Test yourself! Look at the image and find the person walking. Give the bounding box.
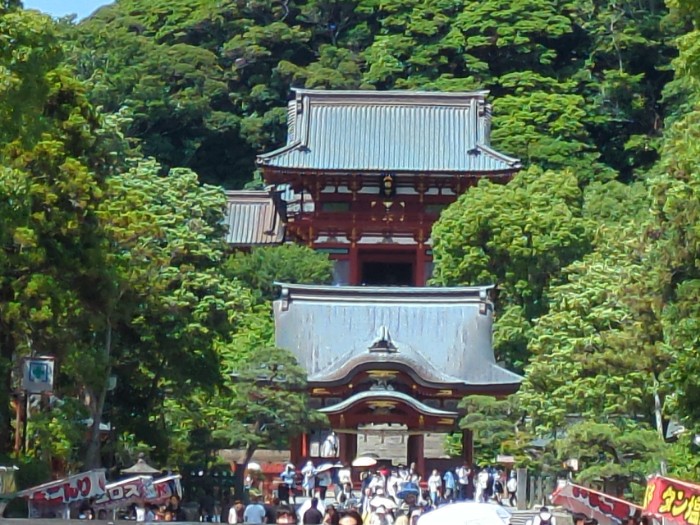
[244,495,268,524]
[302,461,317,498]
[427,469,442,506]
[280,464,297,505]
[455,463,470,501]
[303,498,324,525]
[506,473,517,507]
[443,469,456,502]
[475,468,489,503]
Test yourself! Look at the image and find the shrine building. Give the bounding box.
[229,88,522,471]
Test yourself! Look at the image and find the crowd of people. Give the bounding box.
[274,461,518,510]
[154,461,649,525]
[212,461,519,525]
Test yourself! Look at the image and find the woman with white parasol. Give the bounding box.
[302,461,316,498]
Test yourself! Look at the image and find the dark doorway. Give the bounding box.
[361,262,413,286]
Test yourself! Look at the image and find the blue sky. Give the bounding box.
[22,0,113,20]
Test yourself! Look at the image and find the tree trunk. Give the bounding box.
[0,323,16,454]
[85,320,112,469]
[652,373,667,475]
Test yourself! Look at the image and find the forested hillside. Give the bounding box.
[65,0,682,187]
[2,0,700,489]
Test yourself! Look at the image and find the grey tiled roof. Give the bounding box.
[273,284,522,390]
[257,89,521,173]
[224,190,284,246]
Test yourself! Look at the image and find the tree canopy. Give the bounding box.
[2,0,700,490]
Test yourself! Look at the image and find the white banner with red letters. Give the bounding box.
[551,482,643,525]
[94,476,149,508]
[17,469,106,506]
[93,474,182,509]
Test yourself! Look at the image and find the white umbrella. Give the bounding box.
[352,456,378,468]
[418,502,512,525]
[370,496,398,510]
[247,462,262,471]
[316,462,335,473]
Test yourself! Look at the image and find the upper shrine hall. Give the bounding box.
[226,88,522,471]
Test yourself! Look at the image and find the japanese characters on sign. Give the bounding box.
[644,475,700,525]
[94,477,148,508]
[17,470,106,506]
[93,474,181,509]
[552,482,642,525]
[152,475,181,501]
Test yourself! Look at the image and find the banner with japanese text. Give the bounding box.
[644,475,700,525]
[552,482,643,525]
[94,476,149,509]
[152,475,182,503]
[17,469,106,506]
[93,474,181,509]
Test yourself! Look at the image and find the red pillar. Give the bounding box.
[415,245,426,286]
[338,432,357,467]
[350,245,360,285]
[407,434,426,479]
[290,433,310,466]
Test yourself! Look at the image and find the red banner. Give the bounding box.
[552,482,642,525]
[17,470,106,506]
[644,475,700,525]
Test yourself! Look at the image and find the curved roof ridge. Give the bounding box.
[318,390,459,417]
[307,344,467,386]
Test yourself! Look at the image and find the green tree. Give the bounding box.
[646,109,700,436]
[82,159,256,467]
[224,245,334,304]
[431,167,593,369]
[556,421,664,493]
[0,7,113,456]
[455,395,531,466]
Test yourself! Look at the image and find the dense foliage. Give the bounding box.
[1,0,700,492]
[61,0,681,187]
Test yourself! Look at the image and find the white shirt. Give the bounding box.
[456,466,470,485]
[428,474,442,492]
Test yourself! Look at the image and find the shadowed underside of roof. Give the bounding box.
[257,89,521,173]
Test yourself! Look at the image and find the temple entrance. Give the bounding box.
[356,424,409,464]
[359,249,416,286]
[361,261,413,286]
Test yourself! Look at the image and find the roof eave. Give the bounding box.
[256,141,304,165]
